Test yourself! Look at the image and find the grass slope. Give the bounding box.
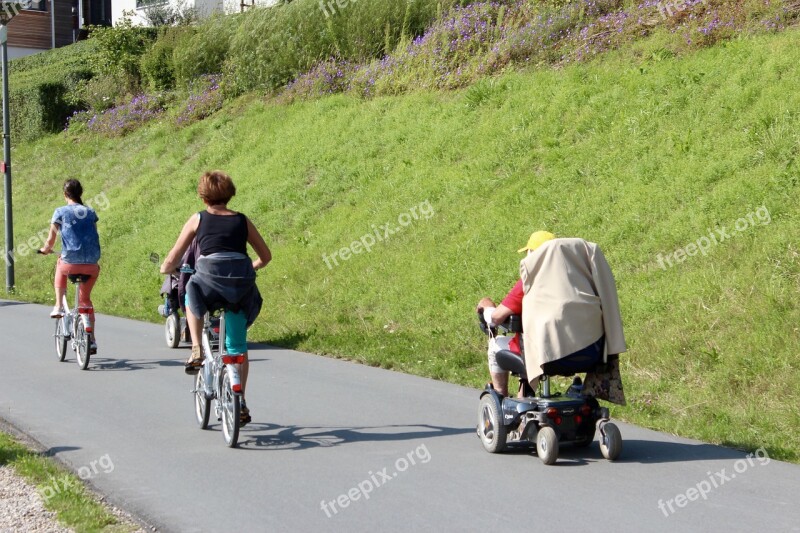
[3,29,799,461]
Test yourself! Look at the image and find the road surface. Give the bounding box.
[0,300,798,532]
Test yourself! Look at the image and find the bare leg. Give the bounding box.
[231,353,249,395]
[240,353,248,394]
[491,371,509,397]
[185,306,203,363]
[55,287,66,307]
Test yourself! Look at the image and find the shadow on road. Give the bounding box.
[45,445,82,457]
[0,301,27,308]
[87,357,185,371]
[234,423,474,451]
[615,439,754,464]
[464,438,749,466]
[87,357,270,371]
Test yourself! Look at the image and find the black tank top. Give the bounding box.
[196,211,248,256]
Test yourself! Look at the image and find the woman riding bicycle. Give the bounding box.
[39,179,101,353]
[160,170,272,425]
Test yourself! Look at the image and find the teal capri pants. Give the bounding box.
[185,294,248,355]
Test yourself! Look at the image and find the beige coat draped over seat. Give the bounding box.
[519,238,627,388]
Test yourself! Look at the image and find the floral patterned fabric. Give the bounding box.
[582,355,626,406]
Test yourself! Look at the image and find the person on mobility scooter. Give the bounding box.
[476,232,626,465]
[158,239,220,349]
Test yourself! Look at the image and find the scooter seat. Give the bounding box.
[496,349,526,378]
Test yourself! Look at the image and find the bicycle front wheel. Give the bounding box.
[74,320,90,370]
[54,318,68,362]
[220,370,240,448]
[194,369,211,429]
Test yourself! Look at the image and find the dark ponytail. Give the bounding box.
[63,179,84,205]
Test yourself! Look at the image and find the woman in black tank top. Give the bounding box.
[160,170,272,425]
[196,211,249,256]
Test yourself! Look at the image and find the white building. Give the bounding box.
[111,0,276,26]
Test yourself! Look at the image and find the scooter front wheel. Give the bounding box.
[600,422,622,461]
[478,394,507,453]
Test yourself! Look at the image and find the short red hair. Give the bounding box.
[198,170,236,205]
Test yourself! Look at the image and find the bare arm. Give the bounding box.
[476,297,514,326]
[246,217,272,270]
[160,215,200,274]
[490,304,515,325]
[38,224,60,254]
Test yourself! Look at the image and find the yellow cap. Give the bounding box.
[517,231,556,253]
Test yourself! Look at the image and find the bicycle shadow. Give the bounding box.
[87,357,270,371]
[233,423,475,451]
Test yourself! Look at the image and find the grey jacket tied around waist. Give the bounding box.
[185,252,263,328]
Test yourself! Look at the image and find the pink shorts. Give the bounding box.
[55,258,100,315]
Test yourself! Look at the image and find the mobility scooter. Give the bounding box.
[477,313,622,465]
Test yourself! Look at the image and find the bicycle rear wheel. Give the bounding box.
[54,318,68,362]
[194,369,211,429]
[74,320,90,370]
[220,370,240,448]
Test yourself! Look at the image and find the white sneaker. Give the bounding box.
[50,306,64,318]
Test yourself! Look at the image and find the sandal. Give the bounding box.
[240,404,251,426]
[184,346,203,374]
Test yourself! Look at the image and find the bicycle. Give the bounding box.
[187,286,244,448]
[53,273,95,370]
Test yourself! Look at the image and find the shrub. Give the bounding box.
[172,15,240,88]
[225,0,455,95]
[139,0,198,27]
[86,12,157,85]
[141,26,194,90]
[74,73,135,112]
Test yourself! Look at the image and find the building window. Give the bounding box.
[21,0,48,11]
[136,0,169,8]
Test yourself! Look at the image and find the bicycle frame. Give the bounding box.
[55,278,93,369]
[200,310,243,403]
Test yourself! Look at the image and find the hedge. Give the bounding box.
[8,40,97,141]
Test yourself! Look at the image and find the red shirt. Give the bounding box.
[500,280,524,354]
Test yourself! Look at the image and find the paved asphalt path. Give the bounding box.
[1,300,798,532]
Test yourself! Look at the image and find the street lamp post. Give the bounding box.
[1,1,21,293]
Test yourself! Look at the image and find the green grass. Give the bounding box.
[3,28,799,462]
[0,431,135,532]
